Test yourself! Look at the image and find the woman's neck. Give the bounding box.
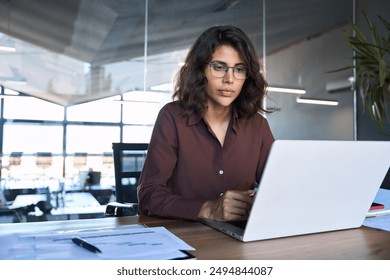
[204,104,232,125]
[204,105,232,146]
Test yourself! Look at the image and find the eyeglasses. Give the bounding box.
[207,63,248,80]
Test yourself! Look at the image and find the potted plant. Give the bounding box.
[341,12,390,134]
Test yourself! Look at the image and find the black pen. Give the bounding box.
[72,237,102,253]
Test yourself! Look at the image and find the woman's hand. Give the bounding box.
[198,190,254,221]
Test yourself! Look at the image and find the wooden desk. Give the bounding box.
[1,215,390,259]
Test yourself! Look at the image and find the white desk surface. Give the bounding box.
[10,192,104,216]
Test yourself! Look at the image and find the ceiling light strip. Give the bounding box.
[268,86,306,95]
[296,97,339,106]
[0,45,16,52]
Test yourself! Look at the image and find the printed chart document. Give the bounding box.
[364,189,390,232]
[0,225,195,260]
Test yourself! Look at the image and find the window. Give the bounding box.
[122,101,160,125]
[3,96,64,121]
[66,125,120,154]
[123,125,154,143]
[67,96,121,123]
[3,123,63,154]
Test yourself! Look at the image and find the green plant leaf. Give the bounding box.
[379,59,387,87]
[331,11,390,134]
[363,12,382,60]
[378,15,390,33]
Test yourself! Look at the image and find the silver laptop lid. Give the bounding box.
[243,140,390,242]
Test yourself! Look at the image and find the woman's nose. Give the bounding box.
[223,68,234,83]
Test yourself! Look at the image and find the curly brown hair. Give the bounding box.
[173,25,268,119]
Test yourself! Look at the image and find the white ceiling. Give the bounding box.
[0,0,353,106]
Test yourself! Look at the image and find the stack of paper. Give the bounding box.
[0,224,195,260]
[364,189,390,232]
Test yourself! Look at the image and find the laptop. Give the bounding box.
[201,140,390,242]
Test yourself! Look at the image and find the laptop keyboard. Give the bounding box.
[228,220,247,229]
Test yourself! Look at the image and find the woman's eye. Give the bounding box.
[235,67,246,73]
[213,65,226,71]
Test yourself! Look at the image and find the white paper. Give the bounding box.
[363,189,390,231]
[0,225,195,260]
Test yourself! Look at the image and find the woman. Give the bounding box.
[137,25,274,221]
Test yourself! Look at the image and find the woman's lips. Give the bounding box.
[219,89,234,96]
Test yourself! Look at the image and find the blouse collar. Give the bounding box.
[187,106,239,132]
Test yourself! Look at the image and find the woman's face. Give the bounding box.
[204,44,246,111]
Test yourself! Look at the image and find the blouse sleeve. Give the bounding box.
[137,105,205,220]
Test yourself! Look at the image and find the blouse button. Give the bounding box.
[218,170,224,175]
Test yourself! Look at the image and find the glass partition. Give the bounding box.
[0,0,367,222]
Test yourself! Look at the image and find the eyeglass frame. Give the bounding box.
[206,62,249,80]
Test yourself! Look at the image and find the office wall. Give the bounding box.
[265,0,390,141]
[265,27,354,140]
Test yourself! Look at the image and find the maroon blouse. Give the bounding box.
[137,101,275,220]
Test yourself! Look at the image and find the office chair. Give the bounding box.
[0,200,53,223]
[0,208,23,223]
[105,143,148,217]
[35,152,53,169]
[3,152,23,189]
[35,152,54,187]
[9,152,23,168]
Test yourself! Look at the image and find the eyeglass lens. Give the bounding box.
[209,63,248,80]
